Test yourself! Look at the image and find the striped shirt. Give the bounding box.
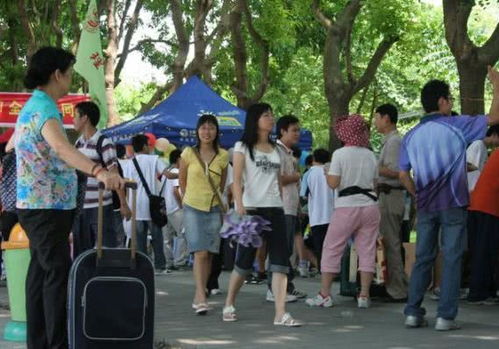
[75,131,118,208]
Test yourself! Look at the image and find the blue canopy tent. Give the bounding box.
[103,76,312,150]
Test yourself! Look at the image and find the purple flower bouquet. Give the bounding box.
[220,210,271,248]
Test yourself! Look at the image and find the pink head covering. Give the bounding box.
[334,114,370,148]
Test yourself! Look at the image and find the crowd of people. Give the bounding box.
[0,45,499,348]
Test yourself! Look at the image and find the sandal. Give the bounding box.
[273,312,303,327]
[192,303,209,315]
[222,305,237,322]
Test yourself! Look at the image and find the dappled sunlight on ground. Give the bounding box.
[449,334,499,341]
[178,338,237,345]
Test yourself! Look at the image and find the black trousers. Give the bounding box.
[207,239,225,291]
[18,209,74,349]
[310,224,329,272]
[71,205,116,259]
[467,210,499,302]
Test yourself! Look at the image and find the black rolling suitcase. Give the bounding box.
[68,182,155,349]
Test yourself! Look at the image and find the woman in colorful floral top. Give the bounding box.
[15,47,124,349]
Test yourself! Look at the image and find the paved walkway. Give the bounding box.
[0,271,498,348]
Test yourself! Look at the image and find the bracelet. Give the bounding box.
[94,167,106,178]
[90,163,99,176]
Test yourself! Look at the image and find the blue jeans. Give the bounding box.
[404,207,466,320]
[136,220,166,270]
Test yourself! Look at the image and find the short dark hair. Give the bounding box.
[132,134,149,153]
[24,47,75,89]
[116,144,126,159]
[276,114,299,139]
[421,80,450,113]
[169,149,181,164]
[75,101,100,127]
[305,154,313,167]
[486,124,499,137]
[313,148,330,164]
[375,103,398,124]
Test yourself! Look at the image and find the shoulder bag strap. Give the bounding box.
[191,147,227,213]
[132,157,152,197]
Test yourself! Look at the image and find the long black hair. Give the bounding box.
[195,114,220,154]
[24,47,75,89]
[240,103,274,161]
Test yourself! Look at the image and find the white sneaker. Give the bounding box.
[298,266,309,278]
[210,288,222,296]
[357,296,370,308]
[305,293,333,307]
[435,317,460,331]
[266,289,298,303]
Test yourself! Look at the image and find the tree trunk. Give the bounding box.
[456,61,487,116]
[314,0,396,152]
[104,0,120,127]
[328,97,350,151]
[443,0,499,116]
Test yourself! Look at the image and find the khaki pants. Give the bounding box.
[379,190,408,299]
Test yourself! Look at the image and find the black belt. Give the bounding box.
[377,183,405,194]
[338,186,378,202]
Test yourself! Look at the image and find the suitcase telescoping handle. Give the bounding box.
[97,181,138,262]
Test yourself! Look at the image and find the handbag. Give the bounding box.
[0,150,17,212]
[132,157,168,227]
[191,148,227,214]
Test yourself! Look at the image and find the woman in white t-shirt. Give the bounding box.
[306,114,380,309]
[222,103,302,327]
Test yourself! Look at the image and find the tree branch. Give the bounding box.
[138,81,174,114]
[119,38,178,57]
[243,0,269,103]
[229,0,249,106]
[442,0,474,59]
[204,0,233,82]
[188,0,214,79]
[117,0,132,43]
[479,22,499,64]
[114,0,144,85]
[311,0,333,29]
[17,0,37,57]
[354,35,398,94]
[345,24,354,85]
[68,0,81,50]
[169,0,190,91]
[50,0,63,48]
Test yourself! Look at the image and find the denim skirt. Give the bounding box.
[183,204,221,254]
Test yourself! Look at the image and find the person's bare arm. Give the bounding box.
[487,65,499,125]
[163,168,179,179]
[6,131,15,152]
[281,172,301,185]
[399,170,416,197]
[379,166,399,179]
[232,152,246,215]
[326,175,341,189]
[109,165,131,220]
[178,159,188,201]
[173,186,182,208]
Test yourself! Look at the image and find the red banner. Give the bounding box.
[0,92,91,128]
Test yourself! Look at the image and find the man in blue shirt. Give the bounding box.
[399,66,499,331]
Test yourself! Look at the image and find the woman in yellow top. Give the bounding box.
[179,114,228,315]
